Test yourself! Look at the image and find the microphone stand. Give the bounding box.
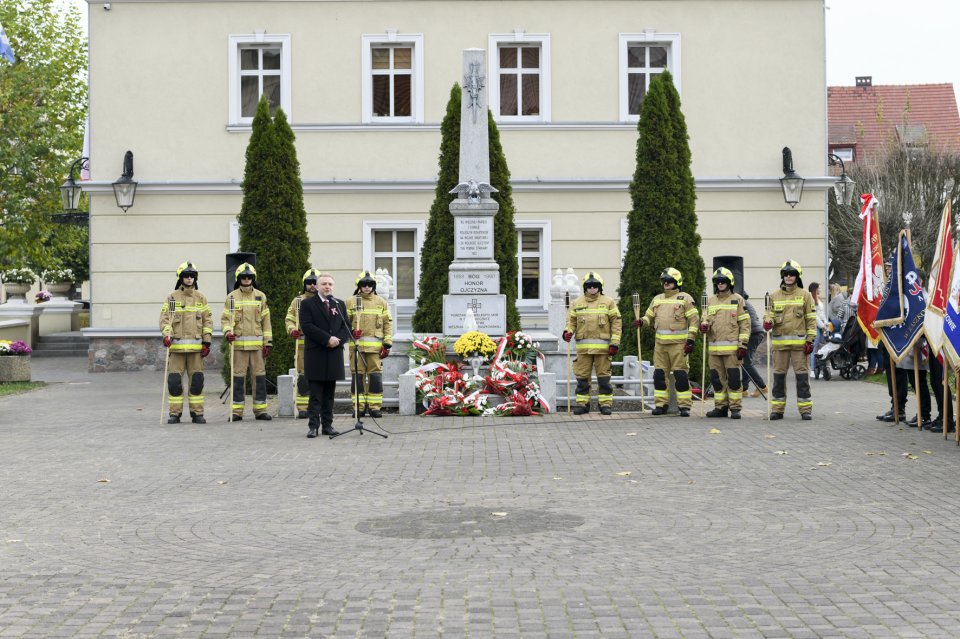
[330,295,387,440]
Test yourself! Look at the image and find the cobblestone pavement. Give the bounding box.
[3,359,960,638]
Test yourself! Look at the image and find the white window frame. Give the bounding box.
[516,220,551,311]
[362,220,426,308]
[488,32,551,123]
[228,33,292,126]
[361,33,425,124]
[618,31,681,123]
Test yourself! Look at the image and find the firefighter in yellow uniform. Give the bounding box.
[285,268,321,419]
[700,267,751,419]
[635,268,700,416]
[159,262,213,423]
[562,272,622,415]
[762,260,817,420]
[345,271,393,418]
[221,263,273,421]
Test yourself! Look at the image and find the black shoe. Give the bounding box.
[297,410,309,419]
[770,413,783,420]
[706,408,728,418]
[907,415,919,426]
[192,415,206,424]
[322,425,339,436]
[876,410,893,421]
[651,406,667,416]
[678,408,690,417]
[801,414,812,421]
[167,415,181,424]
[573,406,589,415]
[729,410,741,419]
[882,413,905,423]
[599,406,612,416]
[255,413,272,421]
[307,426,318,438]
[369,409,383,418]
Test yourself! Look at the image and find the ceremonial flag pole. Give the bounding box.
[904,213,923,425]
[853,194,884,343]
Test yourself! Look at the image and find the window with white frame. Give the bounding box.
[619,32,681,122]
[361,34,424,123]
[488,33,551,122]
[363,222,425,302]
[228,34,292,125]
[516,221,551,309]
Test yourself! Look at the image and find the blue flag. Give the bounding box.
[0,22,15,64]
[874,231,927,363]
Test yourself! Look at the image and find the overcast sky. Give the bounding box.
[826,0,960,104]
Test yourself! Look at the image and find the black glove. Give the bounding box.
[683,339,694,355]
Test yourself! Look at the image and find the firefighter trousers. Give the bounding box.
[708,353,743,411]
[772,348,812,415]
[652,343,692,409]
[573,353,613,408]
[232,349,268,417]
[349,347,384,410]
[168,352,204,416]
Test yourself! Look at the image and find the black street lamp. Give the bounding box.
[828,153,856,206]
[112,150,137,212]
[59,157,89,212]
[779,147,804,208]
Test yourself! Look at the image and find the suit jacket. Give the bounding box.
[300,294,352,381]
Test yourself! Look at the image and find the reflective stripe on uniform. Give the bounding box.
[772,335,806,346]
[357,338,383,348]
[234,338,264,347]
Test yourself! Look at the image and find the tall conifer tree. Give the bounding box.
[618,71,705,380]
[235,97,311,383]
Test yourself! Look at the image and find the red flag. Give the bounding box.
[853,194,883,341]
[924,200,954,354]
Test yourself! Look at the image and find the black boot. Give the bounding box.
[678,408,690,417]
[297,410,309,419]
[706,407,728,418]
[876,410,893,421]
[368,408,383,418]
[882,412,905,423]
[651,406,667,415]
[231,414,242,421]
[307,424,319,438]
[191,413,206,424]
[255,413,272,421]
[321,424,339,436]
[729,410,741,419]
[801,413,812,421]
[770,413,783,420]
[599,406,612,416]
[167,414,180,424]
[573,405,589,415]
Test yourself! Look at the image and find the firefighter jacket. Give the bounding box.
[763,284,816,351]
[703,290,750,355]
[565,292,622,354]
[159,287,213,353]
[221,286,272,350]
[346,292,393,353]
[641,289,699,345]
[285,292,316,347]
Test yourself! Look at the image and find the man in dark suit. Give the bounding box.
[300,273,353,438]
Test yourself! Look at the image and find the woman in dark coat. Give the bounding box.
[299,273,353,438]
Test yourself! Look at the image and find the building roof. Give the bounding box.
[827,81,960,164]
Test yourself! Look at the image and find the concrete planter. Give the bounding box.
[46,282,72,298]
[0,355,31,382]
[3,282,30,302]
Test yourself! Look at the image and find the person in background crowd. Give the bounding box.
[809,282,827,377]
[865,340,882,376]
[828,283,846,328]
[741,293,768,398]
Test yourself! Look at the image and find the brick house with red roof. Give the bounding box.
[828,77,960,166]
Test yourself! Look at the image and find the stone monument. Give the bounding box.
[442,48,507,336]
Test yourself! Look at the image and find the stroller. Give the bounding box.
[815,313,866,380]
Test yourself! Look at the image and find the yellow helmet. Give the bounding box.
[581,271,604,293]
[779,260,802,278]
[354,270,377,294]
[175,261,199,289]
[234,262,257,286]
[661,267,683,287]
[302,268,321,285]
[712,267,734,288]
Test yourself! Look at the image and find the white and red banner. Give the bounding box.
[924,200,954,354]
[852,193,884,341]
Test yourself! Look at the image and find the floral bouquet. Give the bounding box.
[453,331,497,360]
[35,290,52,303]
[406,335,448,366]
[0,340,32,356]
[41,268,74,283]
[1,268,37,285]
[499,330,541,362]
